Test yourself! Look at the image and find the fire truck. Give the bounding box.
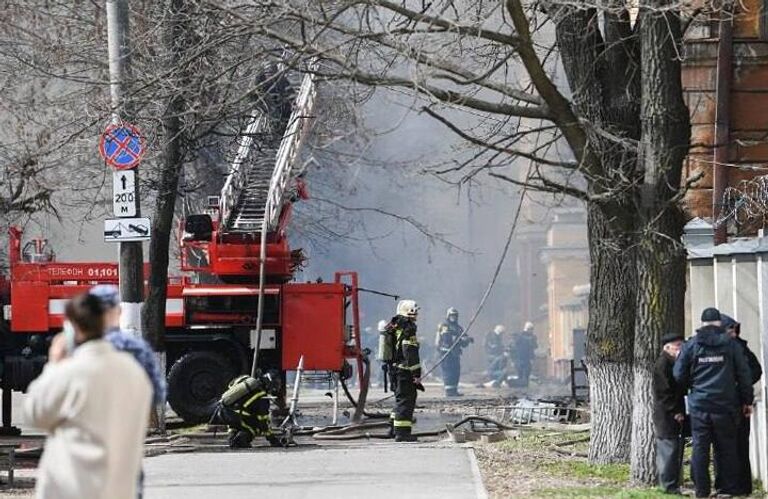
[0,70,364,431]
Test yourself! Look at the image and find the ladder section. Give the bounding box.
[219,72,317,235]
[264,73,317,230]
[219,113,270,232]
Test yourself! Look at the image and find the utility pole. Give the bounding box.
[106,0,144,336]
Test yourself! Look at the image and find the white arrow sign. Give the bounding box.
[104,217,151,242]
[113,170,137,217]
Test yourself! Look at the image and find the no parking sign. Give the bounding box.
[99,123,145,170]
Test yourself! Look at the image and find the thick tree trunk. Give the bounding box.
[586,203,637,463]
[630,2,690,483]
[551,5,643,464]
[630,209,686,483]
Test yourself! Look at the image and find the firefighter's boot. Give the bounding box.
[228,430,253,448]
[395,427,418,442]
[266,434,283,447]
[387,418,395,438]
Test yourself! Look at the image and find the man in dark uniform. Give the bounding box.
[388,299,422,442]
[512,322,538,387]
[435,307,472,397]
[674,308,754,498]
[485,325,507,387]
[215,371,283,448]
[720,314,762,496]
[653,333,686,494]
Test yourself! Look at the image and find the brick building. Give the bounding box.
[682,5,768,486]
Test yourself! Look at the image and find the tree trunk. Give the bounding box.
[630,2,690,483]
[586,203,637,463]
[140,0,187,432]
[630,208,686,483]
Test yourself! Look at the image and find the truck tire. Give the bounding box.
[167,351,235,424]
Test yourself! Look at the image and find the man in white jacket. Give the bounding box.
[24,293,151,499]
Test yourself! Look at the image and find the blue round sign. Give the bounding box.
[99,123,144,170]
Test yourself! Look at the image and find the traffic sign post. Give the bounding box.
[113,170,137,217]
[104,217,151,242]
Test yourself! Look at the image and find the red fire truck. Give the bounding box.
[0,71,364,431]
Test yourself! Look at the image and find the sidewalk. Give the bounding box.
[144,442,488,499]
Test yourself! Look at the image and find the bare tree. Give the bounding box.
[203,0,696,482]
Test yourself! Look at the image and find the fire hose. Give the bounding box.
[341,355,390,419]
[310,415,516,441]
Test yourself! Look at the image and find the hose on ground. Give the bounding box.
[292,421,390,437]
[311,415,515,440]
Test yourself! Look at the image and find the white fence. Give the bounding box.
[685,218,768,487]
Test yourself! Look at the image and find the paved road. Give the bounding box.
[144,442,487,499]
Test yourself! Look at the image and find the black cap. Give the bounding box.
[661,333,684,345]
[701,307,721,322]
[720,314,738,330]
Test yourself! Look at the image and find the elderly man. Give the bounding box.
[674,307,754,498]
[654,333,685,494]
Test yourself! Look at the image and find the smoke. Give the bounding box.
[293,89,531,371]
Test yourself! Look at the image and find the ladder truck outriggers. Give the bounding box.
[0,69,365,432]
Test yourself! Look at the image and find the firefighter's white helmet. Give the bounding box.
[524,321,534,332]
[377,320,388,332]
[397,300,419,318]
[447,307,459,318]
[494,325,505,334]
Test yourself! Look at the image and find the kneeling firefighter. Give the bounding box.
[214,371,283,448]
[378,299,424,442]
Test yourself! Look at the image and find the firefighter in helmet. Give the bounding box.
[436,307,472,397]
[387,299,423,442]
[215,371,283,448]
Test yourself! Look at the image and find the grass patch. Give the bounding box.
[536,485,624,497]
[496,429,591,452]
[541,460,629,483]
[537,485,681,498]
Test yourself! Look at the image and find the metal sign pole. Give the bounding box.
[106,0,144,336]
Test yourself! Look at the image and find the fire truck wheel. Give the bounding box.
[167,351,235,424]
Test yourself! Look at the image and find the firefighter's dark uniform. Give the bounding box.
[217,376,280,448]
[436,320,469,396]
[390,316,421,441]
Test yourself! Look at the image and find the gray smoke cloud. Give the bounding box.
[294,89,531,370]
